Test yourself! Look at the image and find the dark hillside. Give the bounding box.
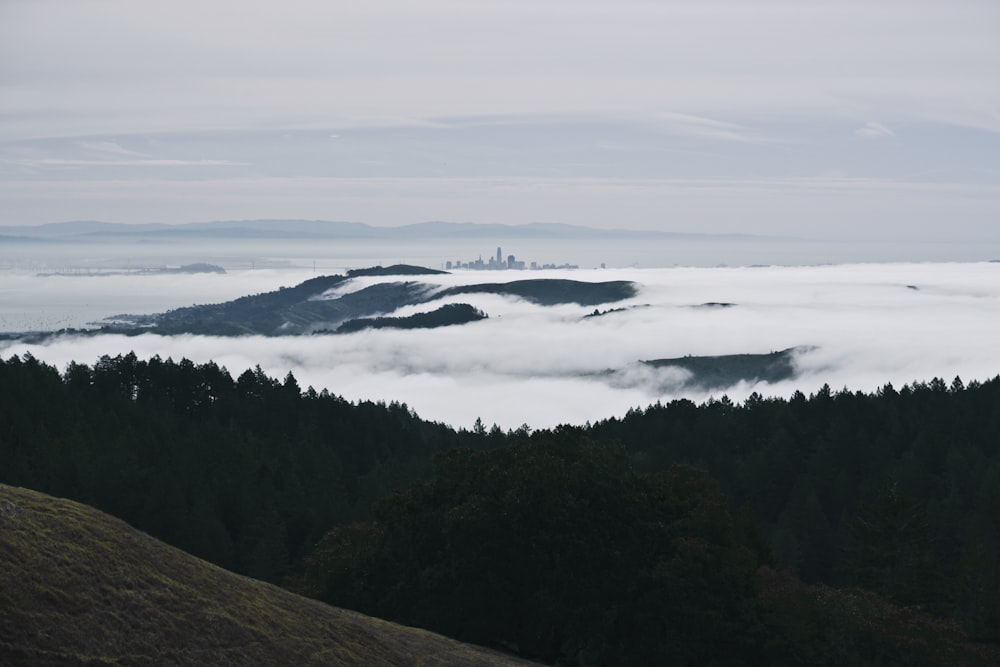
[335,303,488,333]
[92,268,636,337]
[100,265,443,336]
[0,484,537,666]
[306,433,762,666]
[588,376,1000,641]
[642,347,802,390]
[347,264,448,277]
[4,352,1000,662]
[306,430,1000,666]
[441,278,636,306]
[0,353,478,583]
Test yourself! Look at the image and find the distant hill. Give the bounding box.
[440,278,636,306]
[101,267,434,336]
[639,347,806,390]
[334,303,488,334]
[8,220,172,237]
[3,219,784,242]
[0,484,537,666]
[98,266,637,336]
[347,264,449,277]
[37,263,226,278]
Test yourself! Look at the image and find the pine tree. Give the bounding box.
[841,481,942,608]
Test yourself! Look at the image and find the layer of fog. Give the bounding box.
[3,262,1000,430]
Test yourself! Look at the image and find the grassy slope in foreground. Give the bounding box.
[0,484,535,666]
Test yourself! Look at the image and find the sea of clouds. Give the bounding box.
[3,262,999,430]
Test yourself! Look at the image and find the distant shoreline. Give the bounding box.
[36,263,226,277]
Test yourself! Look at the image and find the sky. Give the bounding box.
[1,0,999,240]
[3,262,1000,429]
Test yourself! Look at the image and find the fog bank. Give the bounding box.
[3,262,999,429]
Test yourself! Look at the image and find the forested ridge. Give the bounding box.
[590,378,1000,624]
[90,268,636,337]
[0,352,488,581]
[332,302,488,333]
[2,351,999,664]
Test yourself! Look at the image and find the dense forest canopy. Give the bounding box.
[2,351,998,663]
[304,433,762,665]
[0,352,481,579]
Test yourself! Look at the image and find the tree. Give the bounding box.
[311,429,762,665]
[841,481,942,608]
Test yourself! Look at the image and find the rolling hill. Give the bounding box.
[97,266,637,336]
[641,347,805,390]
[0,484,537,666]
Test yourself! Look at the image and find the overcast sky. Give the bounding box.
[1,1,998,240]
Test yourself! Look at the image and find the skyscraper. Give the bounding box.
[496,247,503,267]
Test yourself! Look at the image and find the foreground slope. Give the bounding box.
[0,484,535,666]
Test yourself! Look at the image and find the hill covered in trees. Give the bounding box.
[588,376,1000,636]
[303,434,762,665]
[1,352,998,663]
[333,303,488,333]
[641,347,803,390]
[0,352,484,581]
[91,266,637,336]
[302,431,999,666]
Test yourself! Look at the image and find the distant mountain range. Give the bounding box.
[0,219,784,242]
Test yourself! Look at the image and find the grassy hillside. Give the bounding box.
[0,484,536,666]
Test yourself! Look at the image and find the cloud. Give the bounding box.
[644,112,774,143]
[3,1,999,140]
[77,140,147,157]
[2,2,997,236]
[855,121,895,138]
[4,158,249,168]
[4,262,1000,430]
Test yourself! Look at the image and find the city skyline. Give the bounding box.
[445,246,580,271]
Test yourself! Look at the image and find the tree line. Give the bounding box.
[0,352,487,580]
[587,379,1000,638]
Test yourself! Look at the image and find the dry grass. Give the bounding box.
[0,484,537,666]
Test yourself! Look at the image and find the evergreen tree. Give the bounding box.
[311,430,762,666]
[841,481,942,608]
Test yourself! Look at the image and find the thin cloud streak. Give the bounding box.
[855,121,895,139]
[4,159,249,168]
